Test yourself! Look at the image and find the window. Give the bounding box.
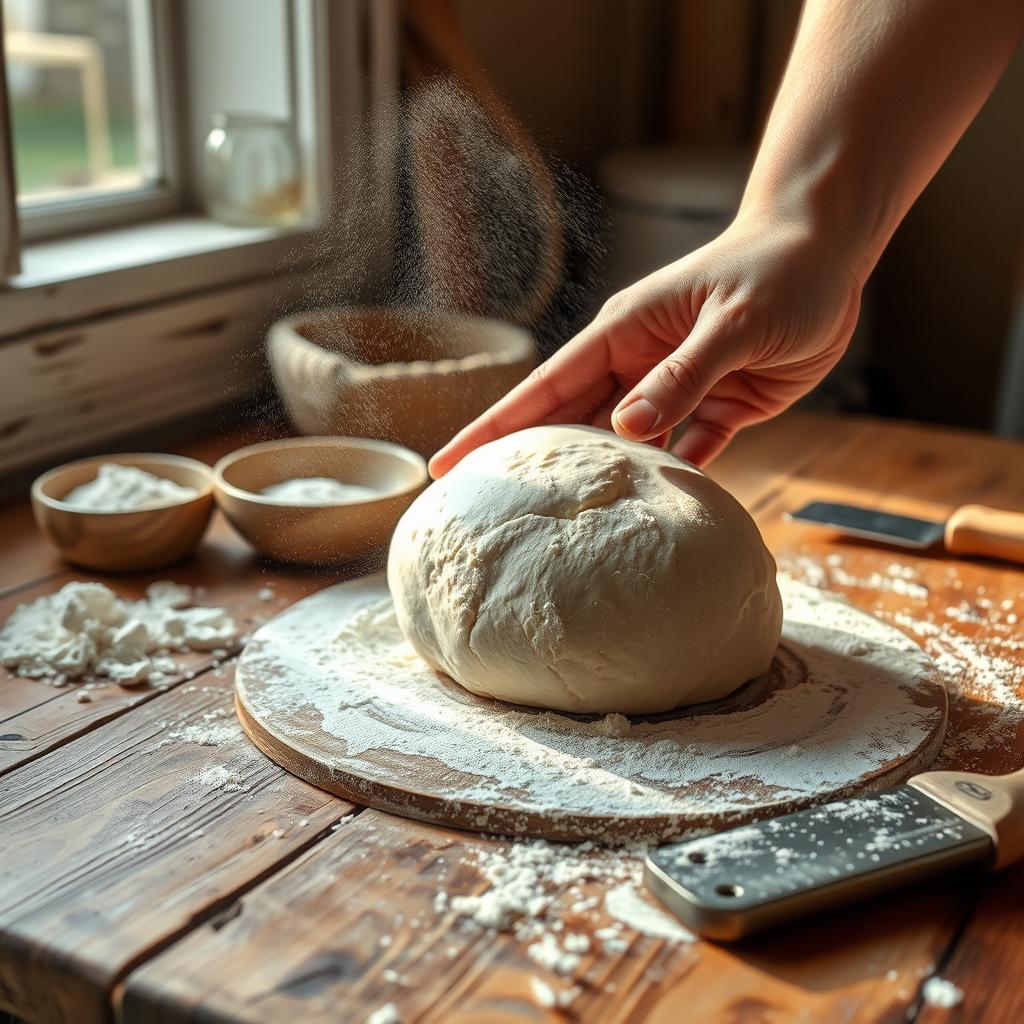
[5,0,160,202]
[0,0,383,477]
[2,0,176,239]
[0,0,348,256]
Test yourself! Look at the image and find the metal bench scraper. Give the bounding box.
[644,765,1024,940]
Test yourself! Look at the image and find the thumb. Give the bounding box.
[612,314,746,442]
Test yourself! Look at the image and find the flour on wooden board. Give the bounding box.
[433,835,694,995]
[238,575,942,833]
[195,764,245,792]
[364,1003,401,1024]
[0,580,237,686]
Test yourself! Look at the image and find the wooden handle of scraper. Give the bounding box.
[944,504,1024,565]
[910,767,1024,870]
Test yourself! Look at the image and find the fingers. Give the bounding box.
[612,313,746,444]
[591,393,671,449]
[670,393,774,466]
[671,420,737,467]
[429,321,613,477]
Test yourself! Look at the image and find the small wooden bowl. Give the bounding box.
[31,453,215,571]
[212,436,428,565]
[268,306,534,456]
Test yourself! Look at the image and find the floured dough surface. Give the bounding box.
[387,425,782,713]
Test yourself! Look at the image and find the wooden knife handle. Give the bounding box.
[910,767,1024,870]
[944,504,1024,565]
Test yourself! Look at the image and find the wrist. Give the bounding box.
[735,167,881,290]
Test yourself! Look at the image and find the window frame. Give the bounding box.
[0,0,20,274]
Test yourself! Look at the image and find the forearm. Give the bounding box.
[740,0,1024,281]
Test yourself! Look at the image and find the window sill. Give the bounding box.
[1,214,327,339]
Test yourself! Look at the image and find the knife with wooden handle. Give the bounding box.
[787,501,1024,565]
[944,504,1024,563]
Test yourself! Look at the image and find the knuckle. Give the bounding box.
[659,353,703,396]
[599,290,632,320]
[702,420,735,444]
[719,296,765,335]
[525,359,559,401]
[527,360,551,384]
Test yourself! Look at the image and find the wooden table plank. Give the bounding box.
[754,416,1024,529]
[915,863,1024,1024]
[0,499,63,599]
[118,809,975,1024]
[705,408,874,515]
[0,663,356,1024]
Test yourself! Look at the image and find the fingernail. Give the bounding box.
[614,398,658,437]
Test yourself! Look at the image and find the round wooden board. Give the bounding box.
[235,575,947,842]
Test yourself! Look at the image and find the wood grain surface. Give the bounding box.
[0,664,355,1024]
[1,410,1021,1024]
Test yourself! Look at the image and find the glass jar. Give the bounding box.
[203,113,303,227]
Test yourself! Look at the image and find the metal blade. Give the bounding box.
[787,501,946,549]
[645,786,993,940]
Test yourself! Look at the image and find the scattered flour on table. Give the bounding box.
[434,837,694,985]
[195,764,245,792]
[604,882,694,941]
[365,1004,401,1024]
[529,977,557,1007]
[922,976,963,1008]
[529,976,582,1008]
[0,580,236,686]
[527,932,582,974]
[62,463,199,511]
[164,706,239,747]
[260,477,379,505]
[780,553,1024,768]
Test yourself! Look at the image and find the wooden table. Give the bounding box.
[1,411,1022,1024]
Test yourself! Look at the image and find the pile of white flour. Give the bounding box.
[62,464,199,512]
[260,477,379,505]
[0,580,236,686]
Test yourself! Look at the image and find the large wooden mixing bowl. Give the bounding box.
[268,307,534,457]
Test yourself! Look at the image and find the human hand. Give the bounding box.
[429,213,865,477]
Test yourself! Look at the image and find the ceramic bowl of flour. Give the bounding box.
[32,453,215,571]
[268,307,534,457]
[212,436,427,565]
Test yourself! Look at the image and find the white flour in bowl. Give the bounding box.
[62,464,199,512]
[260,477,379,505]
[0,580,236,686]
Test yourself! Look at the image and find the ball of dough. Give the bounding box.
[387,425,782,714]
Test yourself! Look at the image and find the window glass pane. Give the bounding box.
[2,0,159,203]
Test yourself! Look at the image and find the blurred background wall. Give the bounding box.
[451,0,1024,433]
